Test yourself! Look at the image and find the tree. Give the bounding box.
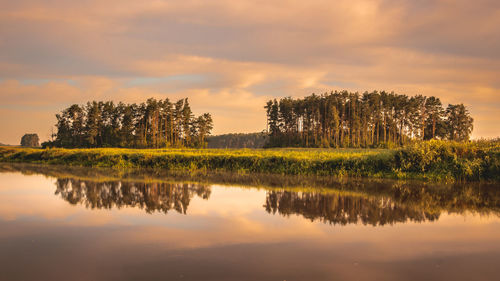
[194,113,214,147]
[446,104,474,141]
[182,98,194,146]
[423,96,445,140]
[264,99,280,146]
[21,133,40,147]
[120,104,136,147]
[85,101,102,147]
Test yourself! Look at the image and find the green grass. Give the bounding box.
[1,140,499,182]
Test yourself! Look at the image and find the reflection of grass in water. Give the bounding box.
[0,162,374,197]
[1,139,499,182]
[1,162,500,218]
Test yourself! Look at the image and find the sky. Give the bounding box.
[0,0,499,144]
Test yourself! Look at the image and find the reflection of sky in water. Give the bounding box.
[0,171,499,281]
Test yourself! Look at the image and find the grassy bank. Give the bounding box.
[1,140,499,181]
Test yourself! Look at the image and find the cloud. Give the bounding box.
[0,74,271,143]
[0,0,499,143]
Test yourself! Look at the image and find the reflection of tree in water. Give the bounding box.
[265,191,440,226]
[3,163,499,224]
[55,179,211,214]
[264,181,500,226]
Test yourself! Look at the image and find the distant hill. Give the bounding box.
[207,132,268,148]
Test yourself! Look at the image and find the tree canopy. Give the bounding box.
[46,98,213,148]
[265,90,474,148]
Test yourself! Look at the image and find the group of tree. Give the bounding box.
[45,98,213,148]
[20,133,40,147]
[207,132,268,148]
[265,90,474,148]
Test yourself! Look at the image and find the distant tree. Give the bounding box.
[21,133,40,147]
[207,132,268,148]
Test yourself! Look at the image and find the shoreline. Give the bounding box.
[1,162,499,218]
[0,140,499,182]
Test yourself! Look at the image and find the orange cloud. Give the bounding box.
[0,0,499,143]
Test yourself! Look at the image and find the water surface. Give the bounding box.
[0,163,499,281]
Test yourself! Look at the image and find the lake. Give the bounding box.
[0,163,499,281]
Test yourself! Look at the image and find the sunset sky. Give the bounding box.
[1,0,499,144]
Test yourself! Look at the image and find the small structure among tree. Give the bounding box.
[20,134,40,147]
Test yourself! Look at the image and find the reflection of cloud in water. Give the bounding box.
[1,163,500,227]
[1,164,500,281]
[51,174,500,226]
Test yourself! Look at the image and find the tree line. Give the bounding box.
[207,132,268,148]
[265,90,474,147]
[45,98,213,148]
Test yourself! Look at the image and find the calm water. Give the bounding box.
[0,164,499,281]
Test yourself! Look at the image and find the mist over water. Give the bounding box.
[1,164,499,281]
